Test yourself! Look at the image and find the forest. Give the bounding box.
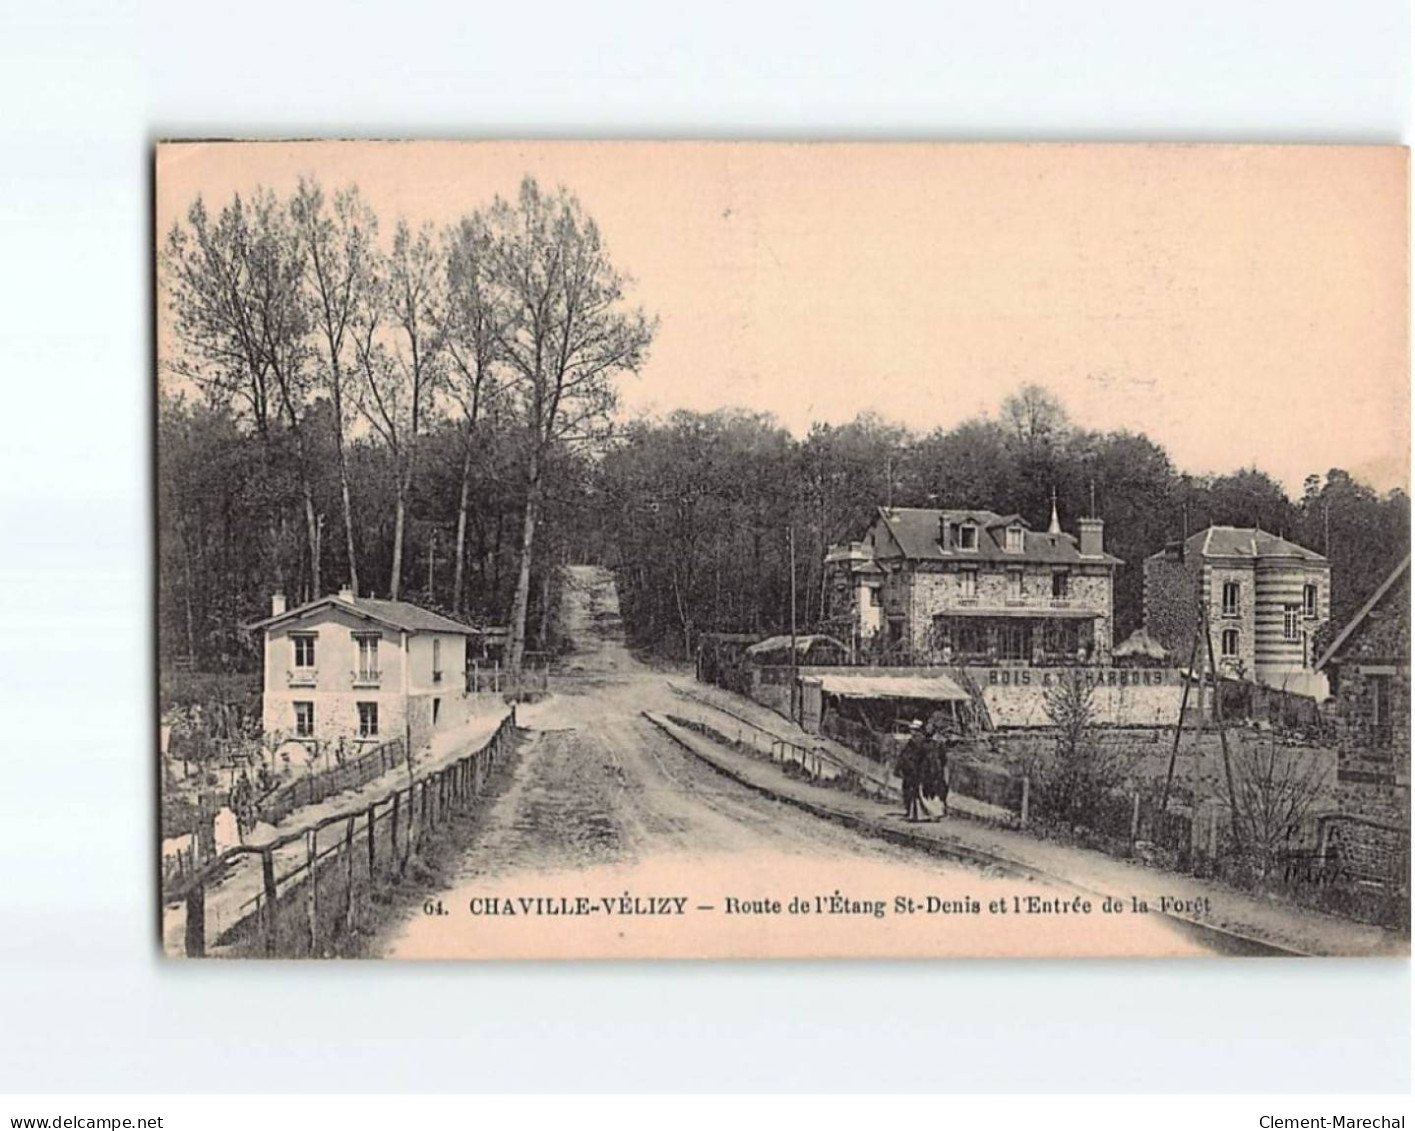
[592,395,1409,660]
[158,179,1409,679]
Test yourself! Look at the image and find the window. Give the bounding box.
[868,587,881,607]
[1221,581,1240,618]
[956,621,987,656]
[433,638,443,682]
[1372,675,1393,727]
[1005,525,1024,553]
[355,634,380,680]
[1283,605,1302,642]
[959,570,977,599]
[1042,618,1080,657]
[1304,583,1318,618]
[1052,571,1070,598]
[294,701,315,737]
[999,622,1032,662]
[432,698,441,726]
[357,702,378,738]
[1006,570,1023,601]
[1221,629,1239,658]
[957,524,978,551]
[292,634,315,668]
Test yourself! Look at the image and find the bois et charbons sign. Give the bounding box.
[975,667,1183,690]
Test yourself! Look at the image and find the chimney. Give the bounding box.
[271,592,286,617]
[338,585,355,602]
[1078,517,1104,557]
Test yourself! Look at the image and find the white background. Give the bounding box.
[0,0,1409,1094]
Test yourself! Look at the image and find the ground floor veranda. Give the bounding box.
[907,609,1106,665]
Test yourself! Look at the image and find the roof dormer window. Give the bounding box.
[957,523,978,551]
[1005,525,1024,553]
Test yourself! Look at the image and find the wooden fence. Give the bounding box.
[467,661,549,696]
[256,737,409,827]
[170,714,516,958]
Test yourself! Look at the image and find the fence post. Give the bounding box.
[391,791,401,872]
[344,815,356,936]
[367,803,377,876]
[184,882,206,958]
[305,828,318,956]
[1020,776,1030,828]
[261,849,278,957]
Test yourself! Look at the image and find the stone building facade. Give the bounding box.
[1144,526,1330,693]
[825,504,1121,665]
[1316,556,1411,890]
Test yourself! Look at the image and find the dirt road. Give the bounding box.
[383,565,1217,958]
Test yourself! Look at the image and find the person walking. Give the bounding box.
[898,720,928,822]
[919,727,948,821]
[229,770,256,843]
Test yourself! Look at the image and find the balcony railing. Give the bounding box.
[351,669,382,688]
[287,668,318,687]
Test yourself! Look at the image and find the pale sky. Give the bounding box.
[155,141,1410,496]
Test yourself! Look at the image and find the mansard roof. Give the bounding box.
[1147,525,1327,564]
[869,506,1121,566]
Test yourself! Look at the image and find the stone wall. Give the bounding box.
[904,565,1113,661]
[1143,553,1199,660]
[976,671,1189,729]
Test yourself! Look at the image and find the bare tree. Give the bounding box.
[291,179,379,597]
[439,212,506,615]
[1231,738,1330,877]
[351,220,444,600]
[164,189,321,597]
[1002,382,1070,450]
[488,176,656,675]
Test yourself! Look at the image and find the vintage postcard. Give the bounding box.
[155,140,1410,959]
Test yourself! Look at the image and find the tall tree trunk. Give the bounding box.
[507,449,542,677]
[339,455,359,596]
[389,482,407,600]
[535,566,552,651]
[452,435,474,614]
[302,484,321,600]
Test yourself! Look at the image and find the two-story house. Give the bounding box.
[826,504,1121,664]
[1143,526,1331,694]
[247,588,484,756]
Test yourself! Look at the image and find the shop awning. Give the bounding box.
[934,607,1098,619]
[811,673,970,702]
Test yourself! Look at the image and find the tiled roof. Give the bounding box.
[745,633,848,656]
[247,595,482,635]
[810,672,970,703]
[1315,554,1410,671]
[871,506,1121,566]
[1148,525,1327,563]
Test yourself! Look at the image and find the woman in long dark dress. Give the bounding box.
[898,722,927,821]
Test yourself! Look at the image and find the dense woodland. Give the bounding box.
[158,179,1409,678]
[592,396,1410,660]
[160,175,652,676]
